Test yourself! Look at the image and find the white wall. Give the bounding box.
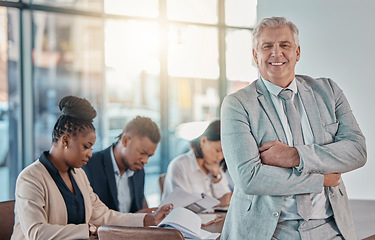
[257,0,375,200]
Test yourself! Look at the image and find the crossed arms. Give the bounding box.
[221,79,366,196]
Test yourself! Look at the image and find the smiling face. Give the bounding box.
[63,129,96,169]
[120,135,158,171]
[253,25,300,88]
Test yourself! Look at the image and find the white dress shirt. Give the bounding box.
[261,77,332,221]
[162,149,231,200]
[110,146,135,213]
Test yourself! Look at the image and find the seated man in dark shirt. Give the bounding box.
[83,116,161,213]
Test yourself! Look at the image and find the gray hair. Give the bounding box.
[252,17,299,50]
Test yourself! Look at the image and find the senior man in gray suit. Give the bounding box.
[221,17,366,240]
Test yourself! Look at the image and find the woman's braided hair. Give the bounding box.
[52,96,97,143]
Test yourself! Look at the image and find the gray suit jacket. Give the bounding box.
[220,75,366,240]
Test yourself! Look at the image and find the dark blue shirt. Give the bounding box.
[40,151,85,224]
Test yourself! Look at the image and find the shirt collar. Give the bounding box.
[187,149,204,173]
[261,76,298,97]
[110,146,134,177]
[39,151,75,174]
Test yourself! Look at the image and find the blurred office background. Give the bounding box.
[1,0,374,207]
[0,0,257,206]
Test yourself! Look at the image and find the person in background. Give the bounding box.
[162,120,232,207]
[11,96,172,240]
[83,116,160,213]
[221,159,235,192]
[220,17,366,240]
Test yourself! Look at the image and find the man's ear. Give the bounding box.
[121,134,130,147]
[296,45,301,62]
[253,49,258,65]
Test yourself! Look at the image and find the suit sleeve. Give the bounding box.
[79,169,146,227]
[221,94,323,196]
[295,79,367,174]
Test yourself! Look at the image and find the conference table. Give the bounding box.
[201,211,226,239]
[89,211,226,240]
[89,210,375,240]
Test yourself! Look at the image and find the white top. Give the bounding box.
[110,146,135,213]
[162,149,231,200]
[262,77,332,220]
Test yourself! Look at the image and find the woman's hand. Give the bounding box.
[88,223,99,236]
[143,204,173,226]
[217,192,232,207]
[135,207,158,214]
[203,162,221,177]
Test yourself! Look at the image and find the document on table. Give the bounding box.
[160,187,220,213]
[158,207,220,240]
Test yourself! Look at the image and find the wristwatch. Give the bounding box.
[213,173,222,179]
[89,223,97,236]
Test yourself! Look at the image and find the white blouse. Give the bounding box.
[162,149,231,200]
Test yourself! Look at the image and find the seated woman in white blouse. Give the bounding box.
[162,120,232,207]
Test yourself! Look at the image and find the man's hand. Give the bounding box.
[324,173,341,186]
[259,140,300,168]
[217,192,232,207]
[143,204,173,226]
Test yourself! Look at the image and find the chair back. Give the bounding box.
[0,200,15,240]
[158,173,166,195]
[98,225,184,240]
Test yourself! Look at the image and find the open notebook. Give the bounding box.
[160,188,220,213]
[158,207,220,239]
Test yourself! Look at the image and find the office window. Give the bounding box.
[167,0,217,24]
[0,7,21,201]
[168,24,219,159]
[226,29,257,94]
[31,0,102,12]
[32,11,104,159]
[0,1,256,204]
[104,19,161,172]
[168,25,219,79]
[225,0,257,27]
[104,0,158,17]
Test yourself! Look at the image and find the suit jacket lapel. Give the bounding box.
[103,147,119,209]
[296,78,325,144]
[256,79,288,144]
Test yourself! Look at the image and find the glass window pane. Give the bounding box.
[32,11,104,159]
[167,0,217,24]
[225,0,257,27]
[168,25,220,165]
[105,19,160,145]
[0,7,21,201]
[105,0,158,17]
[168,25,219,79]
[167,76,220,164]
[226,29,257,93]
[105,19,161,205]
[31,0,102,12]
